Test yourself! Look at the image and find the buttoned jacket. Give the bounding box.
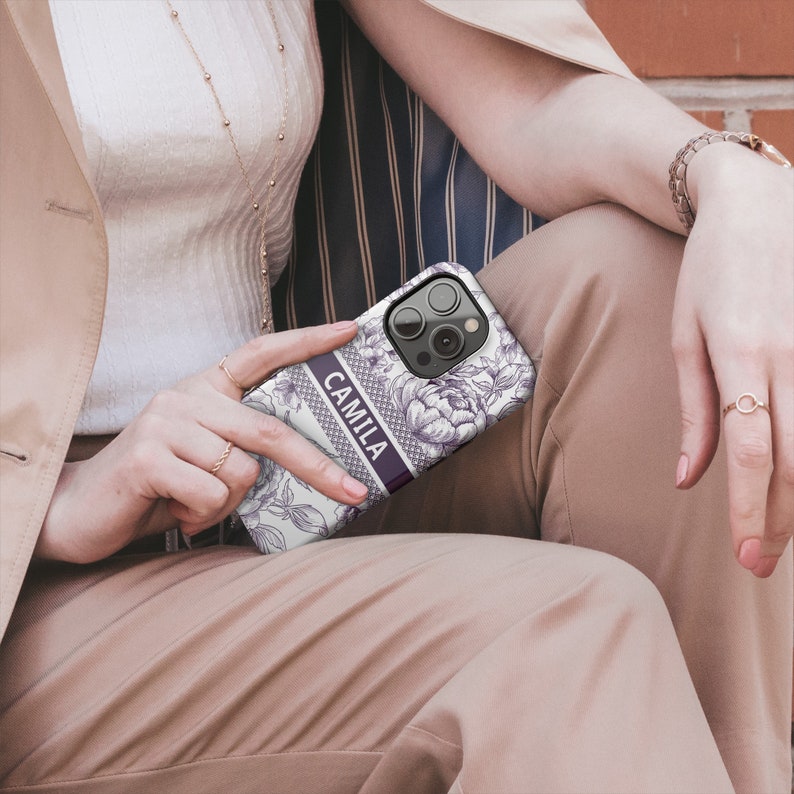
[0,0,632,638]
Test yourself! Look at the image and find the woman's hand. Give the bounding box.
[36,321,368,564]
[673,143,794,577]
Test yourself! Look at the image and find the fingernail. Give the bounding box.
[753,556,776,579]
[343,474,368,502]
[675,454,688,487]
[738,538,761,570]
[332,320,358,332]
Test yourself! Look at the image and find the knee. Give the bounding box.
[484,537,670,626]
[533,543,671,626]
[585,549,669,618]
[565,203,683,284]
[556,205,685,328]
[480,203,686,369]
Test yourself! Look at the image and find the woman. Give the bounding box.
[0,0,790,791]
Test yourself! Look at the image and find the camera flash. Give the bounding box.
[464,318,480,333]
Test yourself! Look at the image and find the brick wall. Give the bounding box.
[585,0,794,159]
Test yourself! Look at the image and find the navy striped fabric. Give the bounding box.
[273,1,545,329]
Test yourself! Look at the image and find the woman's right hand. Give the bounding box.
[35,321,368,564]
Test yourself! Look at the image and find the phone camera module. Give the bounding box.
[430,324,464,359]
[427,281,460,315]
[384,272,488,378]
[392,306,425,339]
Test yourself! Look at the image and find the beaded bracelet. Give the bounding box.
[668,131,792,233]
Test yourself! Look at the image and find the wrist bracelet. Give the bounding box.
[668,131,792,232]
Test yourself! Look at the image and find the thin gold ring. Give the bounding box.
[218,355,245,391]
[722,392,771,418]
[210,440,234,476]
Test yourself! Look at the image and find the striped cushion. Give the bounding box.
[273,1,545,329]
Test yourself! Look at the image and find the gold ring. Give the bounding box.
[210,440,234,476]
[218,355,245,391]
[722,392,771,418]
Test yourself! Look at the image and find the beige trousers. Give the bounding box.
[0,205,785,792]
[348,204,793,792]
[1,535,730,794]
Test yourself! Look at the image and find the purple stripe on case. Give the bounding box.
[306,351,414,493]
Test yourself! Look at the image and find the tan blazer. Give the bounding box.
[0,0,632,639]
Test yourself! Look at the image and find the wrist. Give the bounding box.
[687,141,760,210]
[35,462,78,561]
[669,131,792,232]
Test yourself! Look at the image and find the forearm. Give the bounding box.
[345,0,755,234]
[489,72,704,231]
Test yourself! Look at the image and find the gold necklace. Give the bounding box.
[166,0,288,333]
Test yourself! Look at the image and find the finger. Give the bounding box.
[170,433,261,533]
[158,441,249,537]
[210,321,359,397]
[132,417,258,534]
[169,425,260,491]
[142,383,368,514]
[178,387,369,506]
[760,376,794,576]
[171,421,369,534]
[227,406,369,505]
[143,451,230,525]
[671,317,721,489]
[720,388,774,574]
[133,394,256,491]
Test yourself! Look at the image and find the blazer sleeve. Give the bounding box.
[419,0,638,81]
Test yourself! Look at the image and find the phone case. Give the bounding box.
[236,261,535,553]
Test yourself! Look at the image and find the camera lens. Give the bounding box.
[427,281,459,315]
[430,324,464,359]
[392,306,425,339]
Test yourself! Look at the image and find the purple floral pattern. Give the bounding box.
[237,261,535,554]
[391,374,487,458]
[357,315,400,388]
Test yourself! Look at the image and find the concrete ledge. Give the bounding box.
[645,77,794,110]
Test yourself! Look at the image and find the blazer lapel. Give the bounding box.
[4,0,98,201]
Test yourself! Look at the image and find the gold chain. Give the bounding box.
[165,0,288,333]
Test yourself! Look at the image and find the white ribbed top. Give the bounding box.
[50,0,323,434]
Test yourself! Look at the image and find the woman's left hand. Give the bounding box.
[672,143,794,577]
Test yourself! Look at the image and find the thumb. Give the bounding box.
[672,324,721,489]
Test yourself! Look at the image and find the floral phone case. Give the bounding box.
[237,261,535,553]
